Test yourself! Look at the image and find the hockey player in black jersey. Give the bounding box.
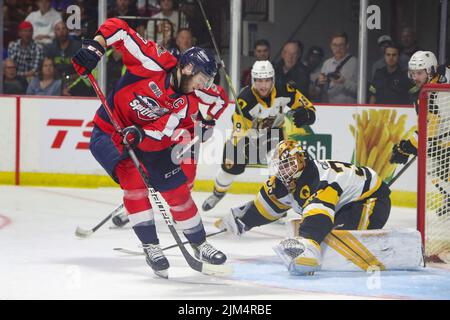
[390,51,450,218]
[216,140,392,275]
[202,60,316,211]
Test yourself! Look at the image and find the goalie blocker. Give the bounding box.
[216,140,424,274]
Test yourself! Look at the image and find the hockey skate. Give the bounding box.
[142,243,170,279]
[191,241,227,265]
[202,190,226,211]
[112,210,130,227]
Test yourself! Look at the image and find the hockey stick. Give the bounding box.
[196,0,249,131]
[114,229,227,255]
[79,136,200,234]
[87,74,232,277]
[387,155,417,187]
[75,203,124,238]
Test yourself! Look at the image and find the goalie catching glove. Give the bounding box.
[72,39,105,76]
[390,139,417,164]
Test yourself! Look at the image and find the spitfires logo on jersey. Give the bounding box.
[129,94,169,121]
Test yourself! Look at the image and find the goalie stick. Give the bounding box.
[387,155,417,187]
[87,73,232,277]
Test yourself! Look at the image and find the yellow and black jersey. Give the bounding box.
[407,67,450,153]
[232,81,315,135]
[253,160,385,224]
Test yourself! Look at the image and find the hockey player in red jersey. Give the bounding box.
[72,18,228,278]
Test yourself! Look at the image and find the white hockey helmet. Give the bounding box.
[408,51,438,80]
[251,60,275,84]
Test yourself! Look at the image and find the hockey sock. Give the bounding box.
[214,169,235,193]
[123,189,158,245]
[161,184,206,244]
[182,221,207,245]
[132,220,159,245]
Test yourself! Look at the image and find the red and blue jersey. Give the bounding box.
[92,18,229,152]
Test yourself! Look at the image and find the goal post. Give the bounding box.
[417,83,450,262]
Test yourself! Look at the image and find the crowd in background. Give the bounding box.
[1,0,429,105]
[243,26,423,105]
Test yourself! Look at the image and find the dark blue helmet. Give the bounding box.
[178,47,218,78]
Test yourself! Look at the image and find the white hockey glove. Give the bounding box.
[214,203,251,237]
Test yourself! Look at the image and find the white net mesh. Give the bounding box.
[423,88,450,261]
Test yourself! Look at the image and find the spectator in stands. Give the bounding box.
[2,58,28,94]
[25,0,62,46]
[8,21,44,81]
[71,0,98,40]
[45,20,81,81]
[399,27,422,60]
[136,0,159,16]
[3,0,32,48]
[371,35,394,79]
[50,0,72,11]
[368,44,413,105]
[303,45,324,101]
[315,32,358,103]
[241,39,271,87]
[108,0,141,30]
[26,57,62,96]
[274,41,310,96]
[167,27,195,56]
[147,0,188,46]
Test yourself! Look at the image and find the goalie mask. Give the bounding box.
[269,140,306,186]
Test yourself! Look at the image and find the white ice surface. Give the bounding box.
[0,186,449,300]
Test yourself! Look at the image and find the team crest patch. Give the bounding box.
[156,44,167,57]
[130,94,169,121]
[299,185,311,199]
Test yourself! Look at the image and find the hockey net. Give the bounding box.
[417,83,450,263]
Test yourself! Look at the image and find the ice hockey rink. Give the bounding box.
[1,185,450,300]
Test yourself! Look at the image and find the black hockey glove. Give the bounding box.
[293,108,315,127]
[72,39,105,76]
[122,125,145,148]
[390,140,416,164]
[197,112,216,142]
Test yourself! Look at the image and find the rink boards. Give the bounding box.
[0,95,417,206]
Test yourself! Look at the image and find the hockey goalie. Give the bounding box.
[216,140,424,275]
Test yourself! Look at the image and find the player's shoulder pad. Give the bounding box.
[264,175,289,199]
[282,80,299,94]
[237,85,256,110]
